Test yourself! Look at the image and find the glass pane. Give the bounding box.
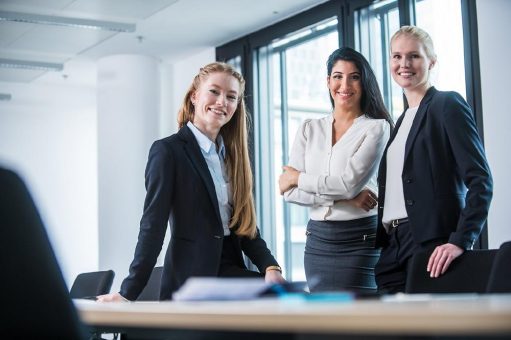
[282,33,337,280]
[354,0,402,119]
[415,0,466,99]
[226,55,242,73]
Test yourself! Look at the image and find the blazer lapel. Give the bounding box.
[178,126,223,227]
[404,87,437,163]
[388,113,405,147]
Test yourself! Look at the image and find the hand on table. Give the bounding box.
[96,292,128,302]
[265,269,286,284]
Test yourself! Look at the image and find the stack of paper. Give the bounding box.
[172,277,273,301]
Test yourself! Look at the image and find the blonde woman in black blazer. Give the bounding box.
[98,62,284,301]
[374,26,492,294]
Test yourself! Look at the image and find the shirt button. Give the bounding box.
[406,199,414,206]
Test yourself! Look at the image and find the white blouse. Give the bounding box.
[381,106,418,230]
[284,114,390,221]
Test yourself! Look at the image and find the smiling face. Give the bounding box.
[191,72,240,140]
[390,34,435,93]
[327,60,363,113]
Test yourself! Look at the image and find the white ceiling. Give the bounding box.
[0,0,328,85]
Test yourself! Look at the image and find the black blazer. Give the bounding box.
[376,87,493,250]
[120,125,278,300]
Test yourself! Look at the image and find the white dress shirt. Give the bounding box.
[284,114,390,221]
[187,122,233,235]
[381,106,418,230]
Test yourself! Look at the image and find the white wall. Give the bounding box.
[477,0,511,248]
[97,55,161,292]
[0,79,98,286]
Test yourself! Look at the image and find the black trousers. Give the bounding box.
[217,233,263,278]
[374,222,445,294]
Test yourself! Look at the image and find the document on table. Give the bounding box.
[172,277,273,301]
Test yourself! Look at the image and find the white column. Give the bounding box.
[97,55,160,291]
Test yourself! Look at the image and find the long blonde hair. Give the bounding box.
[177,62,257,239]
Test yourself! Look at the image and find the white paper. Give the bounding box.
[172,277,272,301]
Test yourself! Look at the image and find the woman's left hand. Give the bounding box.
[265,269,287,284]
[346,189,378,211]
[279,166,300,194]
[427,243,464,278]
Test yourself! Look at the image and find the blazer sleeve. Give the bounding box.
[284,119,335,207]
[298,119,390,200]
[443,93,493,249]
[239,228,279,273]
[120,140,174,300]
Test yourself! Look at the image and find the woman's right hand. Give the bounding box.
[278,165,300,194]
[96,292,127,302]
[346,189,378,211]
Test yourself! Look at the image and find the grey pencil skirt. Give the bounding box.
[304,216,380,294]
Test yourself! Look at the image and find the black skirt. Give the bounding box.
[304,216,380,293]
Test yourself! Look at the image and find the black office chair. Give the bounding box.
[0,167,86,339]
[137,266,163,301]
[486,241,511,293]
[405,248,498,293]
[70,269,115,299]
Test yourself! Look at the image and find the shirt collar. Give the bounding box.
[328,113,367,123]
[187,121,225,158]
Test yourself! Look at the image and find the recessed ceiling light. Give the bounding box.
[0,93,12,101]
[0,10,135,32]
[0,58,63,72]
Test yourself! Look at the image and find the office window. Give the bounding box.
[254,18,338,280]
[415,0,467,99]
[354,0,402,119]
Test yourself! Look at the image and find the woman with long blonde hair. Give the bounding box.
[99,62,284,301]
[374,26,492,293]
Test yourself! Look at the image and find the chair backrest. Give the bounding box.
[137,266,163,301]
[70,270,115,299]
[0,167,85,338]
[486,241,511,293]
[405,248,497,294]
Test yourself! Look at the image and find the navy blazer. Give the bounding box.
[376,87,493,250]
[120,126,278,300]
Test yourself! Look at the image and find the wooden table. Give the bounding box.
[76,294,511,339]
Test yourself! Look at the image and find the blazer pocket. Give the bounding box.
[171,234,196,243]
